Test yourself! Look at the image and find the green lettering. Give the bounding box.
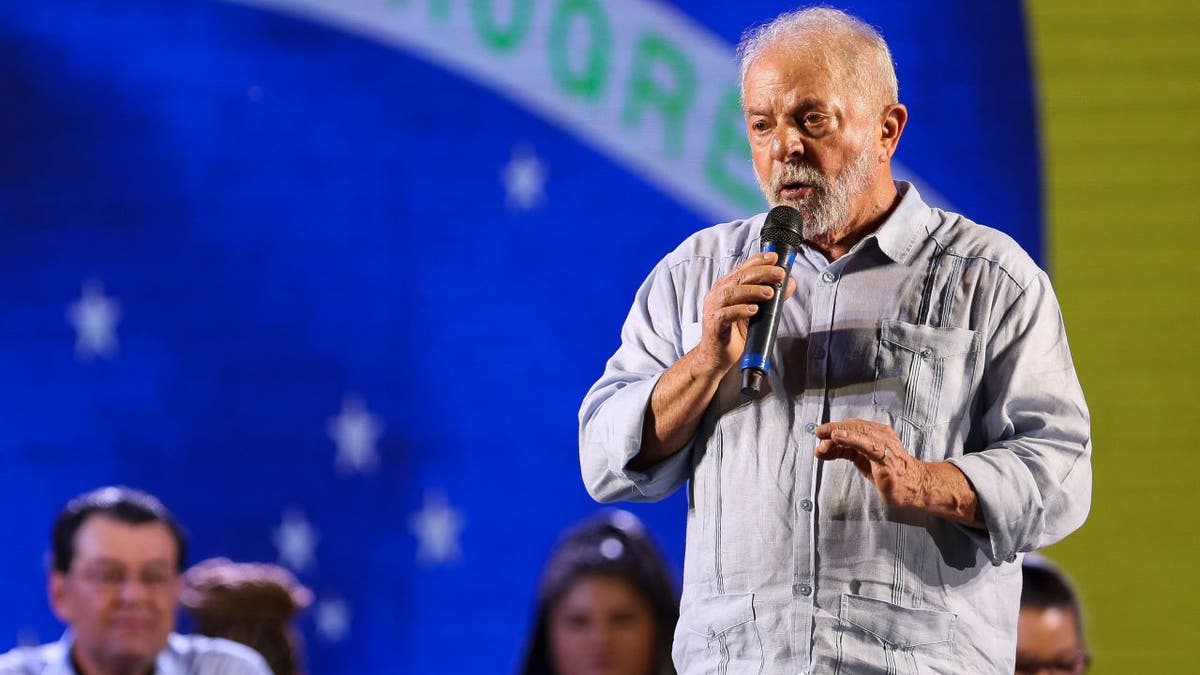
[705,88,762,211]
[622,34,697,157]
[471,0,534,52]
[547,0,611,100]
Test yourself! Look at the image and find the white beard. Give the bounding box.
[759,143,877,240]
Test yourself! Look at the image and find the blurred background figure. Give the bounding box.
[520,511,679,675]
[0,486,271,675]
[1016,554,1091,675]
[181,558,313,675]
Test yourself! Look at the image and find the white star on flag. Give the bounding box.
[273,508,318,572]
[501,145,547,210]
[327,395,384,475]
[66,280,121,360]
[315,596,351,643]
[409,490,465,566]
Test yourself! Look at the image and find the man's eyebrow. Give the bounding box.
[743,98,832,116]
[76,556,174,568]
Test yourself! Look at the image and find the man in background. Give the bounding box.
[1017,555,1091,675]
[0,486,271,675]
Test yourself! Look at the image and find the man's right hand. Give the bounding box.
[633,251,797,469]
[694,251,797,377]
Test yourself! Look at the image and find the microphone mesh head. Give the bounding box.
[762,205,805,248]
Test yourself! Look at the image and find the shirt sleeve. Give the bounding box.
[578,258,696,503]
[947,272,1092,564]
[0,650,37,675]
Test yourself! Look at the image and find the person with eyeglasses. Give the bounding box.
[1015,555,1091,675]
[0,486,271,675]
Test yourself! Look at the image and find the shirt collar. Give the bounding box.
[47,631,185,675]
[39,633,74,675]
[869,180,931,264]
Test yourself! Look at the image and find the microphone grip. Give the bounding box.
[740,244,798,397]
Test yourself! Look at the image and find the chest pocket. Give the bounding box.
[873,320,981,430]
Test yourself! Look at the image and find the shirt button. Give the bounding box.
[800,498,813,512]
[920,347,933,358]
[707,627,716,637]
[795,583,812,597]
[820,271,837,283]
[804,422,816,433]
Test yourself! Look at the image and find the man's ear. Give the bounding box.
[48,571,72,623]
[880,103,908,159]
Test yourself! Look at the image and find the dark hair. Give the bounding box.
[520,510,679,675]
[51,486,188,573]
[1021,554,1088,651]
[181,558,313,675]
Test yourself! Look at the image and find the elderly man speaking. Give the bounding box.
[579,7,1091,674]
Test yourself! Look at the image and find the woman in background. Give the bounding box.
[180,558,313,675]
[521,510,679,675]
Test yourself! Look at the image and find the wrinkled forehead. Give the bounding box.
[742,43,850,107]
[71,514,179,569]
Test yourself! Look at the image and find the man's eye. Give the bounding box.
[804,114,827,126]
[99,569,125,584]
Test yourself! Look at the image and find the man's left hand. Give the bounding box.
[813,419,928,509]
[813,419,984,527]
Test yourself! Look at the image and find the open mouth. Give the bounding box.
[779,182,814,200]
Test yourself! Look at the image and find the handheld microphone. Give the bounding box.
[740,205,805,397]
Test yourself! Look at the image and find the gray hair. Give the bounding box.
[736,7,899,111]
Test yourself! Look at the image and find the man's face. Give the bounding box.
[743,43,882,238]
[1015,605,1089,674]
[49,515,181,671]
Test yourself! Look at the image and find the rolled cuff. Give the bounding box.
[946,450,1045,565]
[580,372,694,503]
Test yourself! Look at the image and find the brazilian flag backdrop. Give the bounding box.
[0,1,1194,672]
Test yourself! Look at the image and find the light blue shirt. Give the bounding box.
[579,183,1092,674]
[0,632,272,675]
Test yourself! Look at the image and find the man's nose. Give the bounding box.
[115,577,154,603]
[770,124,804,162]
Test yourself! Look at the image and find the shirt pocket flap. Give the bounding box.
[880,320,979,359]
[839,593,956,649]
[685,592,755,639]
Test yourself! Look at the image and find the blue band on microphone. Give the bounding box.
[740,353,770,372]
[760,243,795,267]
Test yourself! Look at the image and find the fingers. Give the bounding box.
[732,250,779,271]
[720,280,776,308]
[728,252,788,287]
[703,252,788,323]
[815,440,875,479]
[814,439,855,461]
[826,427,891,463]
[709,303,758,331]
[814,419,887,439]
[813,420,900,464]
